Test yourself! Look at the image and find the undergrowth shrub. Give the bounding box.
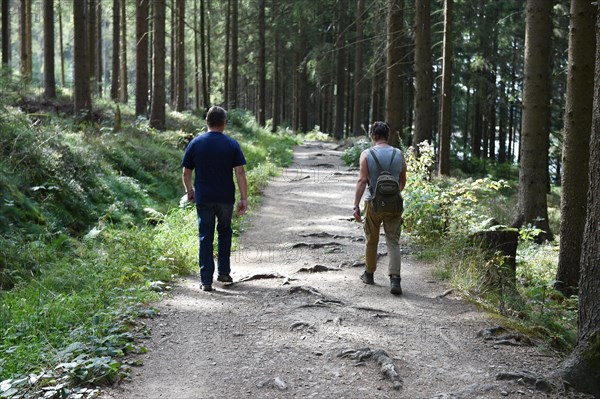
[402,142,508,243]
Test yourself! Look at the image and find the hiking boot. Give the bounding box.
[360,271,374,285]
[390,275,402,295]
[201,284,213,292]
[217,274,233,283]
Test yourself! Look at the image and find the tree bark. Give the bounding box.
[224,0,230,108]
[385,0,404,148]
[334,2,347,140]
[559,8,600,389]
[438,0,453,176]
[19,0,31,80]
[257,0,266,126]
[413,0,433,149]
[58,0,65,87]
[200,0,209,110]
[88,0,96,92]
[119,0,128,103]
[555,0,595,296]
[230,0,238,109]
[193,0,200,110]
[96,1,103,95]
[150,0,166,130]
[175,0,185,111]
[136,0,150,116]
[43,0,56,98]
[74,0,91,121]
[271,0,280,132]
[2,0,11,66]
[512,0,554,242]
[352,0,365,136]
[111,0,120,101]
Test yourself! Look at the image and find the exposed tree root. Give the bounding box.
[296,264,340,273]
[292,242,342,249]
[233,273,292,284]
[477,326,533,346]
[337,348,403,390]
[496,371,553,393]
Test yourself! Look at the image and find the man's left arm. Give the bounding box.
[235,165,248,215]
[182,167,195,202]
[399,159,407,192]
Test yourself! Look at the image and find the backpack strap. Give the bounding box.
[368,148,396,173]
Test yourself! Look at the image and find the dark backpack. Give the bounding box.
[368,148,403,214]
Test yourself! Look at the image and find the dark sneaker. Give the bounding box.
[217,274,233,283]
[360,271,374,285]
[390,275,402,295]
[201,284,213,292]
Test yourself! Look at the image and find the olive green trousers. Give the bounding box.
[363,201,402,276]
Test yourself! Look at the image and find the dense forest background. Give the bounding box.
[1,0,599,397]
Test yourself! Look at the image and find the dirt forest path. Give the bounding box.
[101,142,574,399]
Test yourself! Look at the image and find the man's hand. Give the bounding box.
[187,190,195,202]
[237,199,247,215]
[353,206,361,222]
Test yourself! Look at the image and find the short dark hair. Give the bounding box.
[206,106,227,127]
[370,121,389,140]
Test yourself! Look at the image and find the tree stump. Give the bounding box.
[472,227,519,290]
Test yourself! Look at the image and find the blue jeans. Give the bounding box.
[196,203,234,286]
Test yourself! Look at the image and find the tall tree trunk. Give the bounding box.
[334,2,347,139]
[169,0,175,104]
[413,0,433,149]
[555,0,595,296]
[230,0,238,109]
[111,0,120,101]
[43,0,56,98]
[352,0,365,136]
[96,1,103,95]
[511,0,554,242]
[558,7,600,388]
[224,0,230,108]
[58,0,65,86]
[136,0,149,116]
[193,0,200,110]
[150,0,166,130]
[88,0,96,92]
[385,0,403,148]
[175,0,185,111]
[25,0,31,78]
[19,0,31,80]
[257,0,266,126]
[2,0,11,66]
[498,81,507,163]
[438,0,453,176]
[271,0,280,132]
[74,0,91,120]
[119,0,128,103]
[200,0,209,109]
[206,0,211,96]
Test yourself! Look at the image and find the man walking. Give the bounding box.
[182,106,248,291]
[353,122,407,295]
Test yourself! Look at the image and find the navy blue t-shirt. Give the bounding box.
[181,131,246,205]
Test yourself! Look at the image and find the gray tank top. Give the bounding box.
[364,146,404,201]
